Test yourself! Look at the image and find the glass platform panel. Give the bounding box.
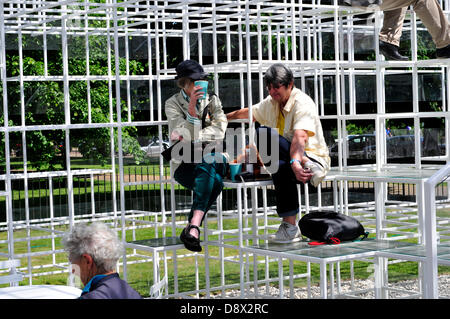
[223,178,273,187]
[128,236,183,247]
[342,238,416,251]
[250,239,373,259]
[285,245,372,258]
[328,166,438,181]
[382,244,450,258]
[439,241,450,247]
[251,240,312,252]
[249,238,427,259]
[438,251,450,262]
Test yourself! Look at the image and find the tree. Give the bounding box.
[2,30,147,171]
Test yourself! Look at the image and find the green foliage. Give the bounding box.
[3,33,147,171]
[346,122,374,135]
[4,55,66,170]
[120,134,147,165]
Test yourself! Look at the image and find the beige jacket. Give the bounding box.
[165,91,228,169]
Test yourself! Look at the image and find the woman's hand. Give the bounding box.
[188,85,203,117]
[170,130,183,141]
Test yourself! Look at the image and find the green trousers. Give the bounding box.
[174,153,228,225]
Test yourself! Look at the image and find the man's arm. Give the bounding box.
[290,129,313,183]
[226,108,255,121]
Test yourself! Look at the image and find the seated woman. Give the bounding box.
[165,59,228,252]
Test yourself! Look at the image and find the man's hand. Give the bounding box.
[226,108,250,121]
[291,161,313,183]
[289,129,311,182]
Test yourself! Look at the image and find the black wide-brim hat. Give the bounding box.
[175,60,208,80]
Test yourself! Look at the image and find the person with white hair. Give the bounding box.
[62,222,142,299]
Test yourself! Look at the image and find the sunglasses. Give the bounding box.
[266,83,283,90]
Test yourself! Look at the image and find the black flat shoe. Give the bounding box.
[379,41,409,61]
[436,44,450,59]
[180,224,202,252]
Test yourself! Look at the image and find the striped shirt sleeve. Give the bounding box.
[186,112,201,126]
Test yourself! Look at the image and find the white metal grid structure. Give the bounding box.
[0,0,449,298]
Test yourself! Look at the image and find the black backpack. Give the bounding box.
[298,211,368,245]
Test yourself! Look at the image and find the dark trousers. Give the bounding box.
[174,153,228,225]
[256,126,299,217]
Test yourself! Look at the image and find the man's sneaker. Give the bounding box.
[270,221,301,243]
[303,160,326,187]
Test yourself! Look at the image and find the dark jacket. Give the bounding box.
[80,273,142,299]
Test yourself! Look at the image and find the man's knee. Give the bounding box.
[254,127,282,173]
[272,160,296,181]
[277,208,299,218]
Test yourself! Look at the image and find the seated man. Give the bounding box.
[226,63,330,243]
[62,222,142,299]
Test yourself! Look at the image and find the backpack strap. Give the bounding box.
[308,237,341,246]
[328,237,341,244]
[201,94,216,128]
[308,232,369,246]
[353,232,370,242]
[201,104,209,129]
[308,241,326,246]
